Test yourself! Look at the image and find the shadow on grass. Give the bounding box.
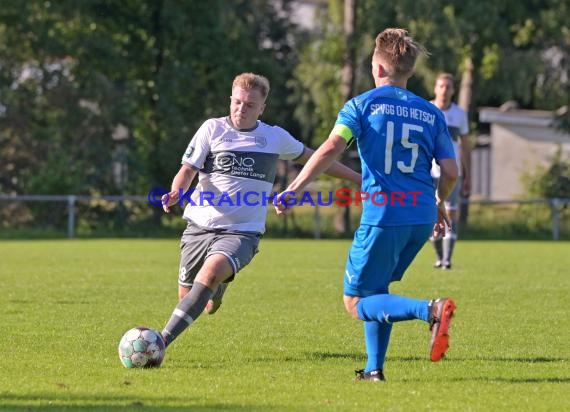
[482,356,568,363]
[388,355,568,363]
[392,355,570,383]
[470,377,570,383]
[0,393,270,411]
[273,352,567,365]
[399,376,570,384]
[307,351,366,362]
[235,351,366,364]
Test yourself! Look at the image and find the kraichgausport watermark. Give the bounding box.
[148,188,423,207]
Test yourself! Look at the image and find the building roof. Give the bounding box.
[479,106,557,127]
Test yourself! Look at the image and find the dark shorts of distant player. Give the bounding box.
[344,224,433,297]
[178,220,261,288]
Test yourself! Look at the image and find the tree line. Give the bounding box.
[1,0,568,201]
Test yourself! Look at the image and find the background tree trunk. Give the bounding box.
[339,0,357,235]
[458,56,473,113]
[458,55,474,225]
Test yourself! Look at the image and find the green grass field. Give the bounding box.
[1,239,569,411]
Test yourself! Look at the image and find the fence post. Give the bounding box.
[67,195,76,239]
[550,198,561,241]
[314,202,321,239]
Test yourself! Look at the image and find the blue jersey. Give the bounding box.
[335,85,455,226]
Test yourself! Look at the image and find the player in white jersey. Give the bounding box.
[159,73,361,350]
[430,73,471,270]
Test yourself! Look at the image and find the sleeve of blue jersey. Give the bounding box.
[332,99,360,145]
[433,117,456,161]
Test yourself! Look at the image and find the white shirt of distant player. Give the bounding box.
[430,102,469,178]
[181,117,304,233]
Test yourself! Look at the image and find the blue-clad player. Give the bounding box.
[275,28,459,381]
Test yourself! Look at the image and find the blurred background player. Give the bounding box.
[430,73,471,270]
[275,28,458,381]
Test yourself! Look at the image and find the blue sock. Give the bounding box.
[357,294,430,323]
[364,321,392,373]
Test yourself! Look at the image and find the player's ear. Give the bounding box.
[377,63,388,79]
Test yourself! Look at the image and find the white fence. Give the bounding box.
[0,194,569,240]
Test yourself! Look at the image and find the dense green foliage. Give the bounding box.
[1,194,569,239]
[293,0,569,145]
[1,0,568,232]
[1,239,569,410]
[525,147,570,200]
[0,0,301,196]
[521,147,570,234]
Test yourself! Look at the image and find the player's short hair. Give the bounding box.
[373,28,427,79]
[435,72,455,84]
[232,73,270,100]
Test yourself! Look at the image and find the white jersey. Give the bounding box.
[430,102,469,178]
[181,117,304,233]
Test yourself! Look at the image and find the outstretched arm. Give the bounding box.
[276,134,355,215]
[162,164,197,213]
[290,134,356,191]
[294,144,361,187]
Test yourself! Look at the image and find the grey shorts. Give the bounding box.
[178,220,261,287]
[445,177,461,211]
[434,177,461,211]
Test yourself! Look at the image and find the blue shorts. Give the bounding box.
[344,224,433,297]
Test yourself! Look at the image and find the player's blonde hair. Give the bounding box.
[435,72,455,83]
[373,28,427,79]
[232,73,270,100]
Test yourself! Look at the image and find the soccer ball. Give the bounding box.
[118,327,166,368]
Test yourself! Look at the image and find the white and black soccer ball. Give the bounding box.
[118,327,166,368]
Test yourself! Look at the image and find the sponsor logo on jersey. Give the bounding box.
[202,150,279,183]
[213,152,254,170]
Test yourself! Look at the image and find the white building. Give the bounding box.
[478,105,570,200]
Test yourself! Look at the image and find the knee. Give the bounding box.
[195,254,233,289]
[343,296,360,319]
[194,271,223,291]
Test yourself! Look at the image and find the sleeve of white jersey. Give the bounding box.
[459,108,469,135]
[181,119,213,169]
[275,126,305,160]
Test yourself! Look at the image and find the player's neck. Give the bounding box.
[376,78,407,89]
[227,116,258,132]
[434,99,452,110]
